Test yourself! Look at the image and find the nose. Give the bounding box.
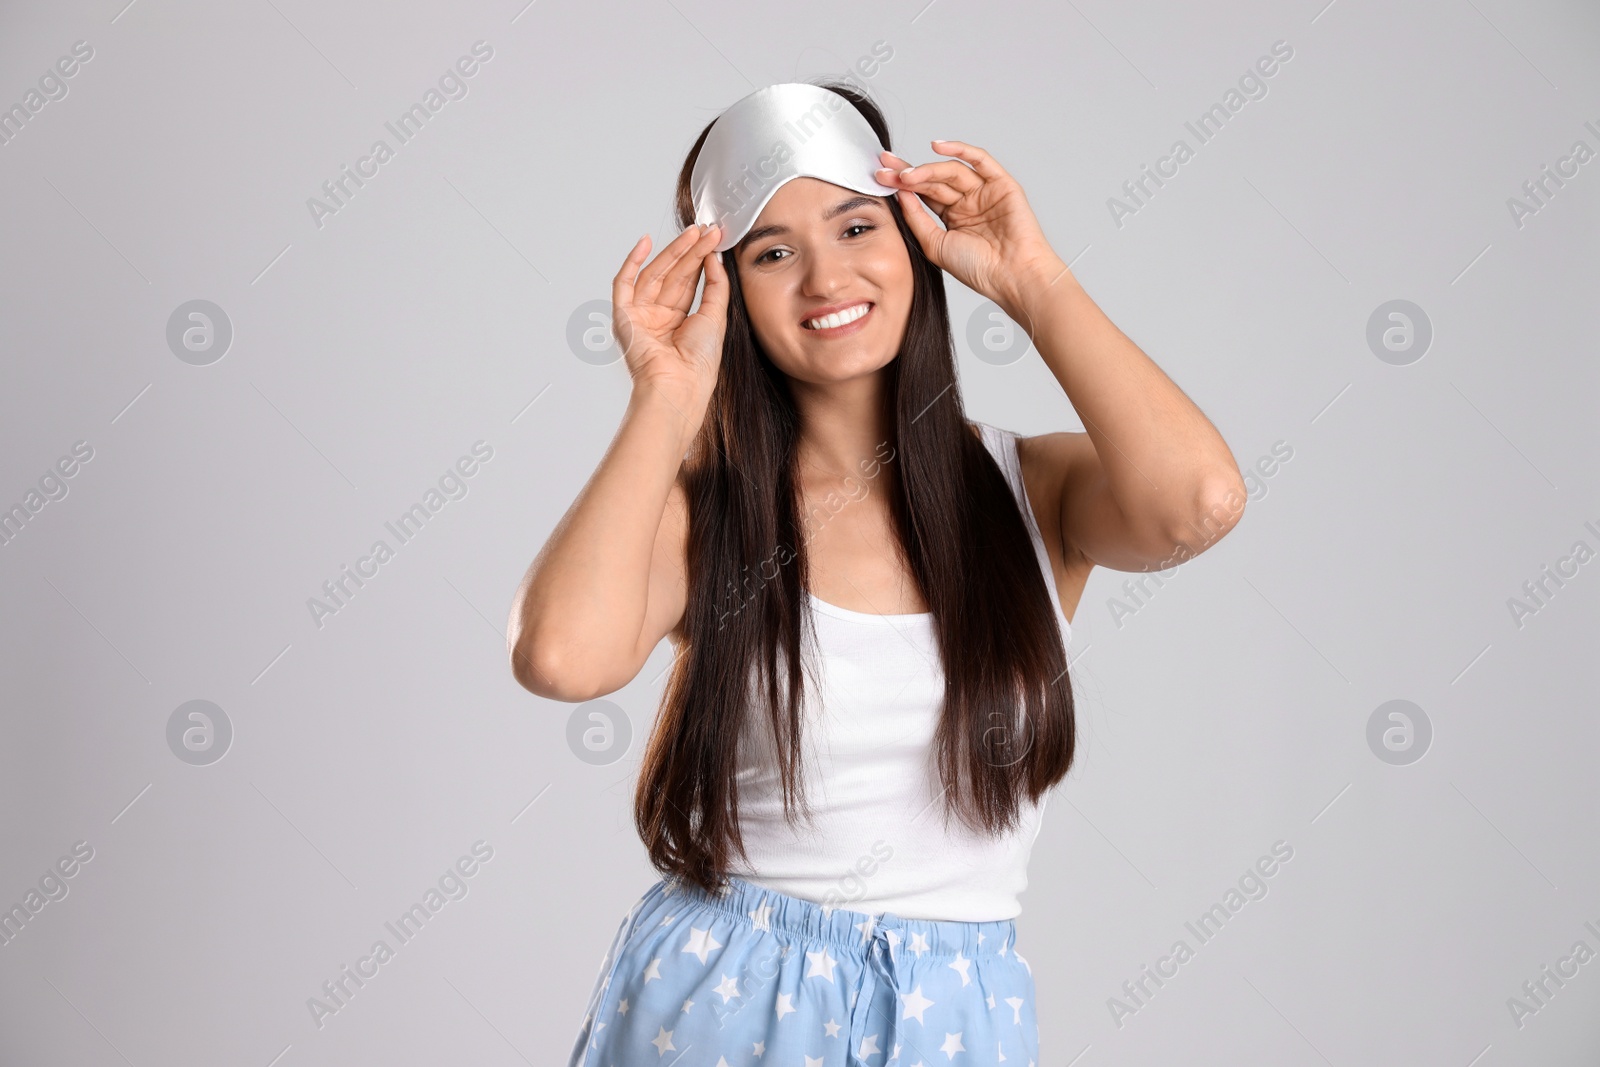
[798,238,855,300]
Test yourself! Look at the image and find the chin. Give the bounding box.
[787,347,898,385]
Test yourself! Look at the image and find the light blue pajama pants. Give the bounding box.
[567,875,1040,1066]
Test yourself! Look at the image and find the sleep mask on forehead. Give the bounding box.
[690,82,900,253]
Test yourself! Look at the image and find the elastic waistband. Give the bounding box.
[657,875,1017,960]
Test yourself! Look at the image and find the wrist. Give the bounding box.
[628,380,709,454]
[998,252,1074,325]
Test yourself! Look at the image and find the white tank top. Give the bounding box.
[725,422,1073,921]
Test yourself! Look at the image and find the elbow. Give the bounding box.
[1163,474,1248,557]
[509,635,608,703]
[507,591,599,700]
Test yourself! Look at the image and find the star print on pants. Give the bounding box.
[901,985,935,1023]
[682,926,722,965]
[806,947,839,982]
[570,881,1041,1065]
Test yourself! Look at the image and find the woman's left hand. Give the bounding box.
[877,141,1066,318]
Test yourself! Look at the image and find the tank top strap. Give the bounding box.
[972,421,1073,639]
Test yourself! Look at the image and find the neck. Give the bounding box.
[788,366,896,481]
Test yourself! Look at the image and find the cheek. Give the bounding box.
[741,299,805,366]
[865,250,915,308]
[871,257,915,340]
[734,275,782,332]
[746,289,792,344]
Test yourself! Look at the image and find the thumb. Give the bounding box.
[694,248,730,324]
[678,249,729,355]
[896,189,944,261]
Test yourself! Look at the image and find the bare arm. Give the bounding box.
[508,222,727,700]
[875,140,1246,574]
[507,390,695,699]
[1006,268,1248,573]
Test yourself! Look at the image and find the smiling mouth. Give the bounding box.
[802,302,874,331]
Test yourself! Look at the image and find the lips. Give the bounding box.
[801,301,874,331]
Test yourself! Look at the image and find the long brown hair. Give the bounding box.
[635,81,1075,894]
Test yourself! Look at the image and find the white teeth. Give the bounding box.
[806,303,870,331]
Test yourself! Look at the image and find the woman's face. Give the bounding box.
[732,177,914,386]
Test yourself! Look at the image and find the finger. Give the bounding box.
[876,169,977,219]
[892,159,984,196]
[635,224,708,305]
[612,233,651,310]
[895,187,945,252]
[875,151,934,189]
[878,170,964,223]
[887,173,962,210]
[879,150,963,192]
[656,225,722,313]
[879,149,915,171]
[674,249,729,365]
[929,139,1012,183]
[692,247,730,330]
[634,223,704,307]
[659,224,726,311]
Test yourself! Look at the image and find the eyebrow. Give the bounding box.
[738,195,883,251]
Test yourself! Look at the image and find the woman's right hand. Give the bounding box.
[612,222,729,417]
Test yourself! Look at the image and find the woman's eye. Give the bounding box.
[755,224,873,264]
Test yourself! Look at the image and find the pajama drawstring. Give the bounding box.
[847,917,902,1064]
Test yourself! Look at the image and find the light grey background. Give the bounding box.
[2,0,1596,1063]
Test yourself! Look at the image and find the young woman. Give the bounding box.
[511,81,1246,1065]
